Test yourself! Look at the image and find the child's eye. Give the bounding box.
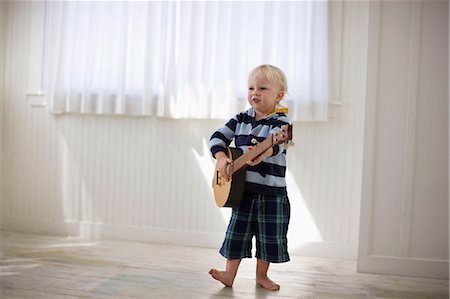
[248,87,254,91]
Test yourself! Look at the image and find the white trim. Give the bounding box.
[358,255,449,280]
[291,241,357,260]
[358,0,381,260]
[0,1,5,231]
[448,2,450,279]
[27,2,46,101]
[399,1,422,258]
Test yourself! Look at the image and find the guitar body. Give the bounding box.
[212,147,246,208]
[212,124,293,208]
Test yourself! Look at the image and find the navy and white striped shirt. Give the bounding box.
[209,108,289,196]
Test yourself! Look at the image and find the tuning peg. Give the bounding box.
[283,140,294,150]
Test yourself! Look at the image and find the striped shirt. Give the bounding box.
[209,107,289,196]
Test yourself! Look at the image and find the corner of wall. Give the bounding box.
[0,1,6,230]
[358,0,449,279]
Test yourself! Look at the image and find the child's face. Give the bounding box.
[247,73,284,118]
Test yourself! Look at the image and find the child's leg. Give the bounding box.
[254,194,289,291]
[256,259,280,291]
[209,258,241,287]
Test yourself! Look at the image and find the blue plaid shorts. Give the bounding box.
[219,191,290,263]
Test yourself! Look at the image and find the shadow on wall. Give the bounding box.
[52,116,231,242]
[25,114,323,252]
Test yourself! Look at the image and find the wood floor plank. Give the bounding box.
[0,231,448,299]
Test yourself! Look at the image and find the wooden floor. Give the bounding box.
[0,232,448,299]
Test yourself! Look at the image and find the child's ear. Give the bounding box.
[277,90,285,99]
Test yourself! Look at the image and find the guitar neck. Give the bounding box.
[232,135,274,173]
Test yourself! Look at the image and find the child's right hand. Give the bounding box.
[216,153,232,181]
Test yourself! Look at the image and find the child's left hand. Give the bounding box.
[246,146,273,166]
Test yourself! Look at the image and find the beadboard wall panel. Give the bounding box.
[1,1,368,258]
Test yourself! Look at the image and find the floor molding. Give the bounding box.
[3,216,358,260]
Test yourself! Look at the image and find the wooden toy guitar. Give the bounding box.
[212,124,293,208]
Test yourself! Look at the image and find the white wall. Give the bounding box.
[358,0,449,279]
[1,1,368,259]
[0,1,6,230]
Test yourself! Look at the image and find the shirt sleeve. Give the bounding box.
[208,115,238,158]
[268,114,290,158]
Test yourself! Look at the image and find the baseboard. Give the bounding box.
[358,254,449,280]
[3,215,81,236]
[2,216,357,260]
[2,216,225,248]
[291,241,357,260]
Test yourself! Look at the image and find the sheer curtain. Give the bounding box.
[43,1,328,121]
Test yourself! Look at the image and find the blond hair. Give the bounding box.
[249,65,288,95]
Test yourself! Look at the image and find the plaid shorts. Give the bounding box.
[219,191,290,263]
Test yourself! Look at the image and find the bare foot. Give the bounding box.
[256,276,280,291]
[209,268,234,287]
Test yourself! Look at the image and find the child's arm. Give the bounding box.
[214,151,232,181]
[246,123,290,166]
[268,123,290,158]
[209,116,237,157]
[209,114,240,181]
[246,146,273,166]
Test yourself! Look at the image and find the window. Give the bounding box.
[43,1,329,121]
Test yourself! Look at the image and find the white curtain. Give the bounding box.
[43,1,328,121]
